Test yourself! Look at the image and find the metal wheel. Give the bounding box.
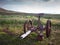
[46,20,51,38]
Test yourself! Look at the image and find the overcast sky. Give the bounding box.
[0,0,60,14]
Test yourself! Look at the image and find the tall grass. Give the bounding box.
[0,15,60,45]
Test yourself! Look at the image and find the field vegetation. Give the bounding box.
[0,15,60,45]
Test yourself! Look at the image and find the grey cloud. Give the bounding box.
[0,0,60,7]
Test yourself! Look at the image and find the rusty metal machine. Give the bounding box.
[20,13,51,40]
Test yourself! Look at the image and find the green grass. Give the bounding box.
[0,15,60,45]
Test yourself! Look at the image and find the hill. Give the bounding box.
[0,8,36,15]
[0,8,60,16]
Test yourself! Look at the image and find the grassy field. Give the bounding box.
[0,15,60,45]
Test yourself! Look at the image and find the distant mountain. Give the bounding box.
[0,8,36,15]
[0,8,60,16]
[0,8,7,12]
[0,8,21,14]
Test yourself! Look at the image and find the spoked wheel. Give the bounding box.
[45,20,51,38]
[23,20,33,33]
[23,21,28,33]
